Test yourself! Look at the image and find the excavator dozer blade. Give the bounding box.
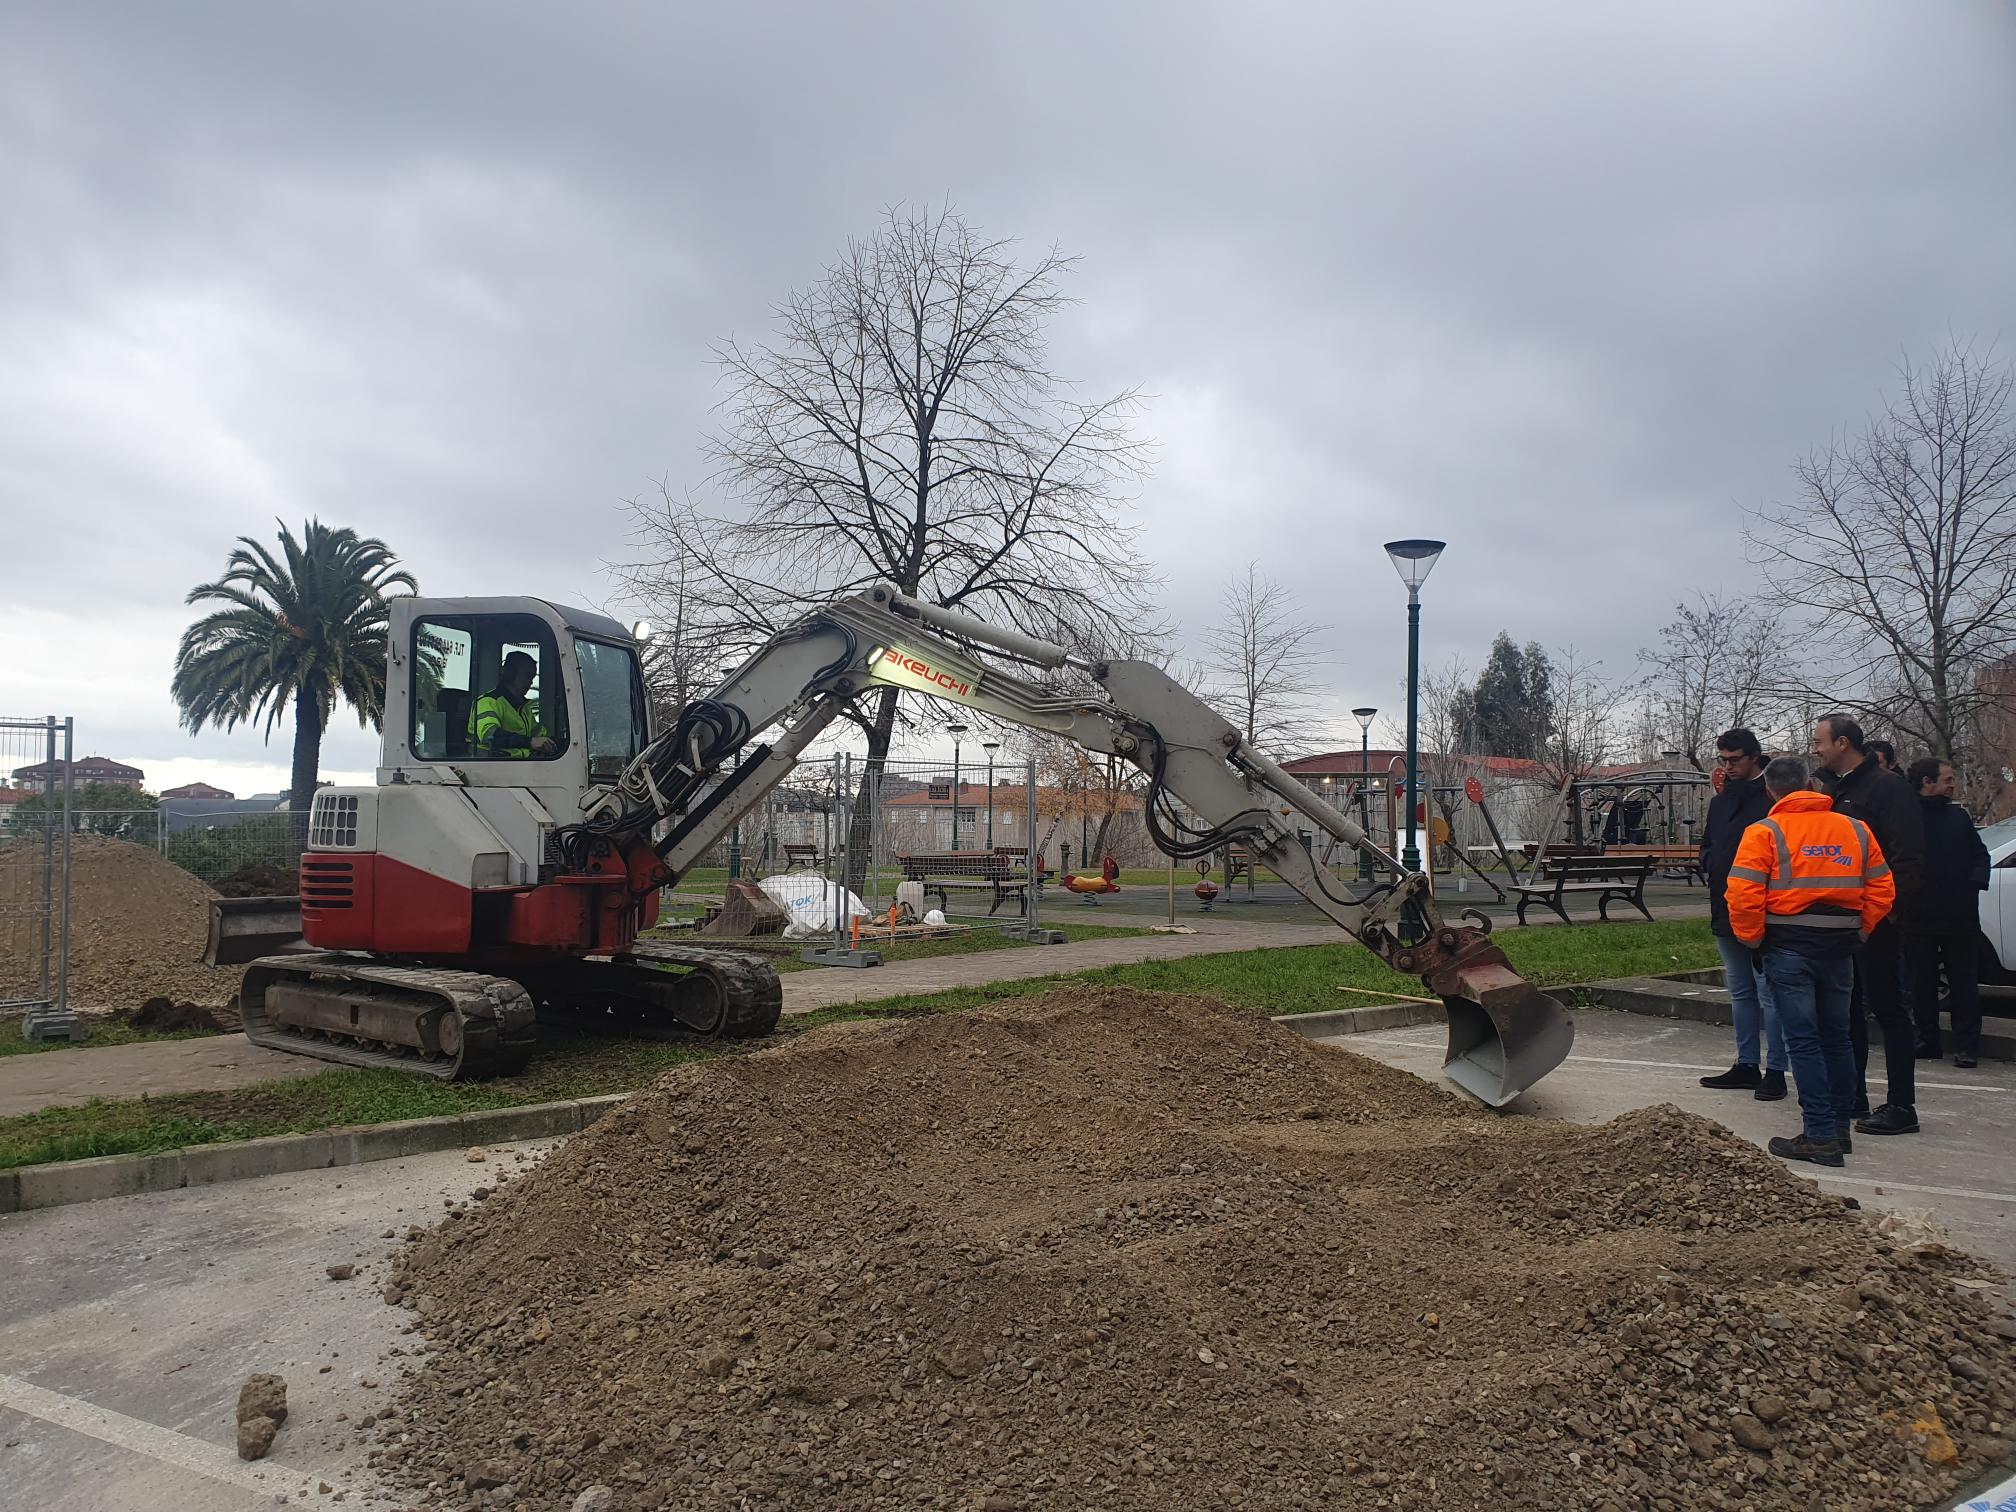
[205,895,306,967]
[1427,947,1575,1108]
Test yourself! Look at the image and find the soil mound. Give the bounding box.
[0,834,243,1010]
[124,995,240,1034]
[379,987,2016,1512]
[215,861,296,898]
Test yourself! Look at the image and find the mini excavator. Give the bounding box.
[207,586,1574,1105]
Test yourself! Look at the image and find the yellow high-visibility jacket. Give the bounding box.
[468,691,548,759]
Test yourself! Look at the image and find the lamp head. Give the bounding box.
[946,722,969,737]
[982,740,1000,754]
[1352,706,1377,732]
[1382,538,1446,593]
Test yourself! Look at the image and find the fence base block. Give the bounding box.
[799,947,884,968]
[998,925,1066,944]
[22,1009,86,1043]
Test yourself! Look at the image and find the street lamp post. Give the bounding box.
[1352,706,1377,882]
[982,740,1000,849]
[946,722,968,851]
[1383,539,1446,926]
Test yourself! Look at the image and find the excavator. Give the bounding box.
[207,585,1574,1105]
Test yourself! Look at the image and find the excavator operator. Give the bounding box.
[468,651,555,758]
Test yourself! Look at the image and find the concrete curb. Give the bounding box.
[1588,974,1736,1027]
[1270,1002,1445,1039]
[0,1093,632,1216]
[0,1005,1444,1215]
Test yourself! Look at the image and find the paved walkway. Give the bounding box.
[0,920,1339,1117]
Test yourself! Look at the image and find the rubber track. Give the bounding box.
[617,940,783,1038]
[239,953,539,1081]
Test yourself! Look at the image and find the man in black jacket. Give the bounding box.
[1696,728,1787,1098]
[1904,757,1991,1067]
[1812,713,1927,1135]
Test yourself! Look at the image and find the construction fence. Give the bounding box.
[0,715,80,1037]
[675,752,1184,941]
[0,803,304,895]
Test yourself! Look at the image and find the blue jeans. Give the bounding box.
[1761,949,1857,1143]
[1716,934,1787,1072]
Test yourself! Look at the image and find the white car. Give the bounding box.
[1980,818,2016,985]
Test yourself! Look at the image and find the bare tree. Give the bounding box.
[619,204,1154,886]
[1203,563,1330,754]
[1415,654,1475,759]
[1636,591,1781,768]
[1748,339,2016,764]
[1530,645,1619,788]
[634,557,710,732]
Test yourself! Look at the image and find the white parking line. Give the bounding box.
[0,1372,373,1505]
[1344,1037,2011,1094]
[1814,1174,2016,1205]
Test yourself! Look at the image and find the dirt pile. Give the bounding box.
[0,834,243,1009]
[379,987,2016,1512]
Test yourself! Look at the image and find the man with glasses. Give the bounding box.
[1812,713,1927,1136]
[1697,728,1788,1098]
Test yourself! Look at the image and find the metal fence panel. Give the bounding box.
[0,715,81,1040]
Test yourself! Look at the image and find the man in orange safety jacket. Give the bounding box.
[1726,755,1895,1168]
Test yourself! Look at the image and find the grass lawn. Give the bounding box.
[0,1021,224,1059]
[0,917,1717,1170]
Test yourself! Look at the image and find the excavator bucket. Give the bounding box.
[1426,946,1575,1107]
[701,879,789,938]
[205,895,305,967]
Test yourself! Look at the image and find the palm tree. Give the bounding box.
[172,520,416,820]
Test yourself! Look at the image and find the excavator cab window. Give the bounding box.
[411,614,568,762]
[575,637,648,782]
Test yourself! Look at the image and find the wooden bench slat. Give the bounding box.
[895,852,1031,917]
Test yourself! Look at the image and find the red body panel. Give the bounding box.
[302,852,471,954]
[299,850,656,959]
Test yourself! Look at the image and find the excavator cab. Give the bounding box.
[206,596,653,968]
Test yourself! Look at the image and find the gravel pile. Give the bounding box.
[376,986,2016,1511]
[0,834,243,1009]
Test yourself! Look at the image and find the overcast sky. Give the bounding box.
[3,1,2012,791]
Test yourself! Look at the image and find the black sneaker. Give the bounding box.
[1835,1125,1853,1155]
[1953,1055,1978,1069]
[1855,1104,1920,1136]
[1700,1063,1763,1090]
[1753,1070,1788,1102]
[1768,1134,1844,1168]
[1914,1039,1943,1061]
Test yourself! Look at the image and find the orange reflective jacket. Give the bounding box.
[1725,789,1894,946]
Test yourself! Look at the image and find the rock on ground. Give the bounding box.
[236,1373,287,1426]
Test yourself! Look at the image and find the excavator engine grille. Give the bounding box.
[309,794,361,848]
[301,855,357,910]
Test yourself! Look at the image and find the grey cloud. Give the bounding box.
[2,0,2012,781]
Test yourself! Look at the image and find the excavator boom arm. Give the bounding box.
[588,585,1573,1105]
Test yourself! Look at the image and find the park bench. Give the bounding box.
[1601,844,1705,886]
[782,843,823,871]
[1509,854,1656,926]
[896,852,1031,916]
